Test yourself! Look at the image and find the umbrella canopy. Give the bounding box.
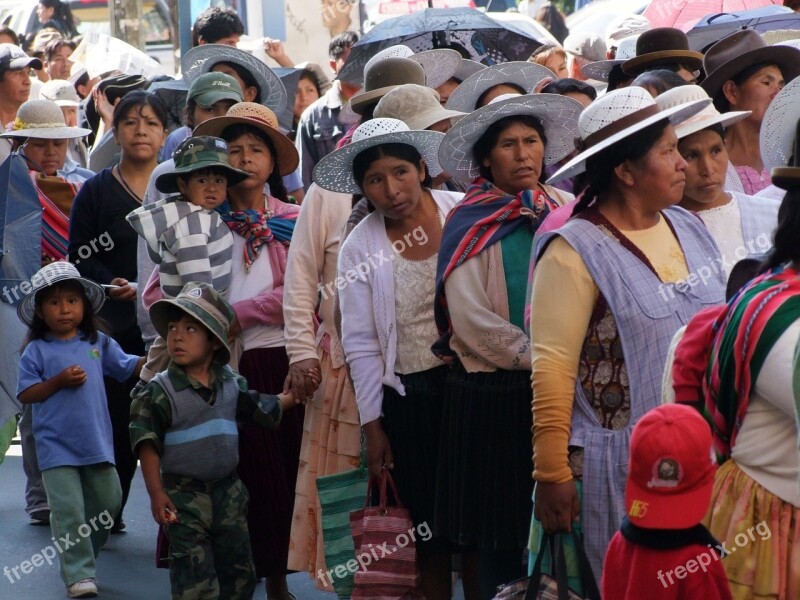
[338,7,549,85]
[687,8,800,51]
[644,0,782,31]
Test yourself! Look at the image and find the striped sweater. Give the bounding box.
[126,196,233,298]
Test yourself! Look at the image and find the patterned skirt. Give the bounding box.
[704,460,800,600]
[286,349,361,589]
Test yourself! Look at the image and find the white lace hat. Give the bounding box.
[363,45,463,90]
[655,85,750,140]
[0,100,92,139]
[374,84,466,131]
[761,76,800,172]
[312,118,445,195]
[444,61,555,112]
[547,86,709,184]
[17,261,105,326]
[438,93,582,185]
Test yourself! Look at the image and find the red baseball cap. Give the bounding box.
[625,404,717,529]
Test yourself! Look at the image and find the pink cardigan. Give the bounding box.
[143,195,300,331]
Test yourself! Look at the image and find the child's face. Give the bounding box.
[166,314,221,371]
[176,171,228,210]
[36,287,84,340]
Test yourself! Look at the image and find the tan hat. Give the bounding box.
[349,57,426,115]
[0,99,91,139]
[374,84,465,131]
[563,32,607,62]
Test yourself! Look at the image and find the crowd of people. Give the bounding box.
[0,1,798,599]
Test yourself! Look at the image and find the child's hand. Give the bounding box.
[277,391,301,411]
[149,491,178,527]
[58,365,87,388]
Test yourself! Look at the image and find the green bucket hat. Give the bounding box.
[149,282,234,365]
[155,135,249,194]
[187,71,244,108]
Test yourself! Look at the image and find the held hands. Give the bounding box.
[58,365,87,388]
[277,367,320,410]
[363,421,394,477]
[149,490,178,527]
[283,358,322,403]
[534,480,580,534]
[108,278,137,302]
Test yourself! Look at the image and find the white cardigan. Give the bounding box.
[338,189,462,424]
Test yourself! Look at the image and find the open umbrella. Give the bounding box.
[644,0,782,31]
[338,7,549,85]
[687,8,800,51]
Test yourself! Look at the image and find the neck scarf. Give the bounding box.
[31,172,82,262]
[432,177,557,359]
[219,203,297,271]
[701,263,800,462]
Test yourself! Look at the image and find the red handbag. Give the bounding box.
[349,468,424,600]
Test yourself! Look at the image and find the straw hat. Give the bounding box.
[621,28,703,76]
[444,61,556,112]
[194,102,299,175]
[762,29,800,46]
[547,86,710,184]
[182,44,288,114]
[438,93,582,185]
[312,118,445,195]
[39,79,81,107]
[17,262,105,326]
[349,57,426,115]
[701,30,800,101]
[453,59,486,83]
[760,76,800,172]
[655,86,750,140]
[582,35,638,82]
[0,99,91,139]
[374,84,465,131]
[361,45,462,90]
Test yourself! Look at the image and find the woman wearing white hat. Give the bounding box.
[529,87,725,582]
[314,118,463,600]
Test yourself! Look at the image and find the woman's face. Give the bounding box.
[24,138,68,176]
[227,132,275,191]
[726,65,784,124]
[678,129,730,209]
[113,104,167,163]
[61,106,78,127]
[625,125,688,209]
[481,121,545,196]
[543,53,568,79]
[212,63,257,103]
[360,154,426,221]
[36,3,54,23]
[293,76,320,120]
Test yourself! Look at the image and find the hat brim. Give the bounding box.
[154,160,251,194]
[625,468,715,530]
[622,50,704,76]
[17,273,105,326]
[582,59,623,82]
[405,106,466,132]
[411,49,462,90]
[770,166,800,190]
[10,57,43,70]
[701,45,800,100]
[181,44,288,114]
[439,94,583,185]
[547,98,711,184]
[0,126,92,139]
[313,130,445,195]
[193,89,246,108]
[453,59,486,83]
[149,297,231,365]
[193,115,299,176]
[760,76,800,172]
[444,62,556,113]
[51,99,80,108]
[675,110,751,140]
[350,84,406,115]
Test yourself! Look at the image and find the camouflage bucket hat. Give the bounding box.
[149,282,234,365]
[155,135,249,194]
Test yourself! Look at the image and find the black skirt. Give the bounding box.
[434,364,533,551]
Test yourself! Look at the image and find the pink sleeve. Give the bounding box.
[233,285,285,329]
[142,266,163,310]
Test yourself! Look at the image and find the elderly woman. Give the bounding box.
[701,30,800,195]
[529,87,725,582]
[314,118,462,600]
[433,93,581,597]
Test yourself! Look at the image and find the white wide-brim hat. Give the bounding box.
[312,118,445,195]
[362,45,463,90]
[17,261,105,326]
[547,86,710,184]
[438,93,583,185]
[761,76,800,172]
[181,44,288,114]
[0,99,92,140]
[655,85,750,140]
[444,61,556,112]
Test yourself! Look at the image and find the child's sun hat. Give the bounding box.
[17,261,105,326]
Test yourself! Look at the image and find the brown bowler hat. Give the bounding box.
[349,57,426,115]
[771,166,800,190]
[622,27,703,76]
[701,29,800,101]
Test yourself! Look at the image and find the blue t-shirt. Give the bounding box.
[17,332,139,471]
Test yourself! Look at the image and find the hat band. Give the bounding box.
[583,104,661,149]
[13,119,69,131]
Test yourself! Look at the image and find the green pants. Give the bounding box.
[41,463,121,586]
[163,472,256,600]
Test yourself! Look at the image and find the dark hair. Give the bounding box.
[714,61,776,112]
[220,123,289,202]
[352,143,432,209]
[162,305,215,341]
[0,25,20,46]
[541,78,597,101]
[329,31,358,61]
[573,118,670,214]
[475,83,526,109]
[607,63,634,92]
[299,69,322,96]
[38,0,78,38]
[23,280,103,349]
[191,7,244,46]
[761,186,800,271]
[177,166,229,185]
[44,37,75,63]
[472,115,548,183]
[632,69,689,97]
[726,257,762,300]
[534,4,568,44]
[112,90,169,130]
